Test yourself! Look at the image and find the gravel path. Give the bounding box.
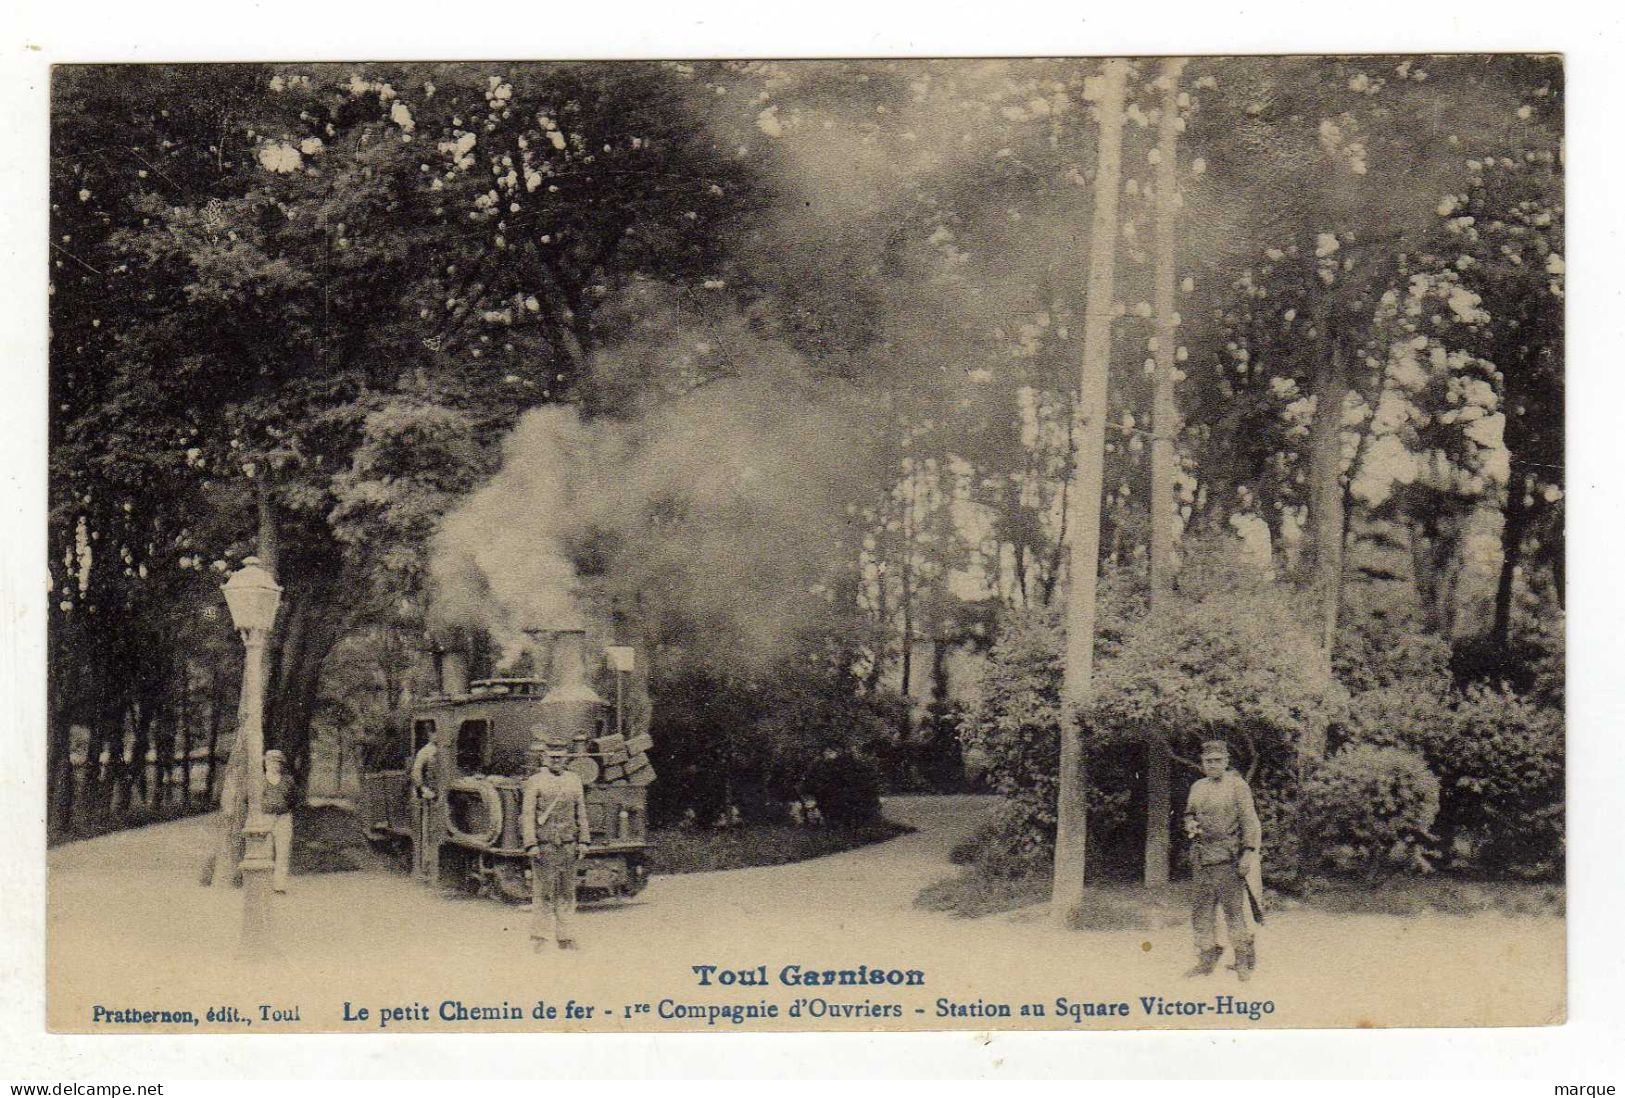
[47,795,1563,1032]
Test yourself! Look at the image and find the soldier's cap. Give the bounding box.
[264,749,287,763]
[1199,739,1230,755]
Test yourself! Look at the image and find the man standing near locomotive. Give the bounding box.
[1182,738,1263,982]
[409,738,441,884]
[521,744,592,951]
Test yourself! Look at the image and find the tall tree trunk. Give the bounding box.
[1306,340,1350,654]
[863,483,894,693]
[264,582,348,777]
[116,706,143,815]
[88,702,115,828]
[1143,57,1186,889]
[1408,517,1445,636]
[49,725,77,839]
[152,714,172,808]
[1038,406,1077,608]
[1053,56,1127,919]
[255,478,280,575]
[864,563,889,693]
[1301,337,1349,759]
[204,664,224,802]
[178,660,193,806]
[929,634,950,706]
[1409,512,1464,639]
[898,629,913,700]
[1492,462,1533,648]
[1550,518,1565,608]
[46,655,78,839]
[208,671,251,889]
[897,473,919,757]
[1148,58,1186,603]
[899,473,914,696]
[50,739,76,840]
[1145,739,1172,885]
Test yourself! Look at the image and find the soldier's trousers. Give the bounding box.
[269,811,293,892]
[1191,860,1252,953]
[416,801,440,883]
[530,843,579,943]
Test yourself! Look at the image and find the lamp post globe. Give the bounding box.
[222,556,283,635]
[221,555,283,955]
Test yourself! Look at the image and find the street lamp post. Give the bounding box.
[222,556,283,955]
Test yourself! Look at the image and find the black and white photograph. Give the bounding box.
[30,53,1569,1039]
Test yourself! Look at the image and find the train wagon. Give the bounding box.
[359,628,653,902]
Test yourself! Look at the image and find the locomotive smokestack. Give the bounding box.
[549,630,590,694]
[429,632,471,696]
[522,622,604,705]
[440,650,470,697]
[523,619,606,759]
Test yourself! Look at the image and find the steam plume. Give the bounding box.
[428,332,883,668]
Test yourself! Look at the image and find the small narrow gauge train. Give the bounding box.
[359,627,653,902]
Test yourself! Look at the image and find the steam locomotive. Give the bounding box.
[359,626,653,903]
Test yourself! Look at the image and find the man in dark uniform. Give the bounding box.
[1182,738,1263,981]
[521,745,591,952]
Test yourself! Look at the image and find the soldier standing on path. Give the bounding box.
[262,749,298,894]
[1183,738,1263,982]
[521,744,591,952]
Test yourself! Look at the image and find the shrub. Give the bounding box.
[1090,562,1341,766]
[959,552,1349,883]
[1343,678,1563,877]
[949,803,1053,879]
[956,577,1143,868]
[915,867,1052,919]
[1340,673,1455,753]
[1298,746,1440,879]
[958,604,1065,852]
[1087,558,1339,885]
[1349,633,1454,695]
[1252,782,1305,892]
[801,750,882,825]
[915,698,969,792]
[648,627,898,826]
[1437,685,1563,876]
[1333,600,1452,696]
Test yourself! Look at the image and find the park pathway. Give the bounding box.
[46,795,1562,1033]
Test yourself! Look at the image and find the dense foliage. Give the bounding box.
[1090,556,1340,764]
[957,576,1151,875]
[961,539,1561,886]
[1343,675,1562,876]
[1298,746,1440,879]
[49,58,1562,877]
[647,633,897,827]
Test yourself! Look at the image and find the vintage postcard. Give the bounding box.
[43,55,1564,1036]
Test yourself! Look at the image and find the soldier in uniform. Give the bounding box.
[261,750,298,894]
[521,744,591,952]
[409,739,441,884]
[1182,738,1263,981]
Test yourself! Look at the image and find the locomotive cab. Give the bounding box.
[360,629,654,903]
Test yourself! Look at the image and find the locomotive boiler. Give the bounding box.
[359,625,653,902]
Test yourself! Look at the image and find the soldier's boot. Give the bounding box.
[1184,947,1223,978]
[557,939,579,951]
[1233,941,1256,982]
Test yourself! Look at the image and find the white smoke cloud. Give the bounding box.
[428,337,886,668]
